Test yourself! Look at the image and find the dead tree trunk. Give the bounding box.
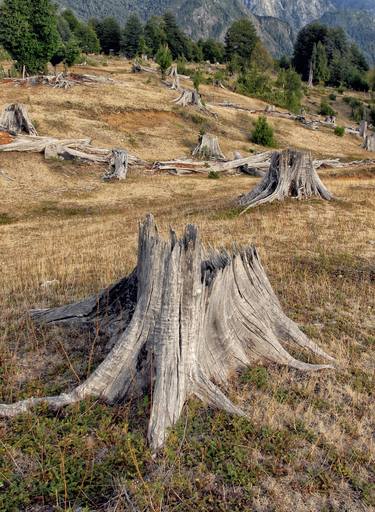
[102,149,129,180]
[0,215,334,450]
[172,88,203,108]
[238,149,333,211]
[308,61,314,88]
[0,103,38,135]
[192,134,225,160]
[168,63,180,90]
[364,134,375,152]
[359,120,368,140]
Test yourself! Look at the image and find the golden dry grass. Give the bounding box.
[0,59,374,511]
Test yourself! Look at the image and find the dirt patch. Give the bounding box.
[103,110,181,132]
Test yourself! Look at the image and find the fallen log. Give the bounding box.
[238,149,333,212]
[0,135,141,167]
[234,151,266,177]
[0,214,334,451]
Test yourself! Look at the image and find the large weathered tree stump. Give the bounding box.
[0,215,334,450]
[364,134,375,152]
[192,134,225,160]
[102,149,129,180]
[238,149,333,211]
[168,63,180,91]
[0,103,38,135]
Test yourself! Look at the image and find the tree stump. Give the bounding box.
[192,134,225,160]
[0,103,38,135]
[0,215,334,451]
[168,63,180,90]
[102,149,129,180]
[238,149,333,211]
[359,121,368,140]
[364,134,375,152]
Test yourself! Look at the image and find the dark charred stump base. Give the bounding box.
[0,215,334,451]
[238,149,333,213]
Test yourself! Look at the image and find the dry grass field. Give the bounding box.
[0,58,374,511]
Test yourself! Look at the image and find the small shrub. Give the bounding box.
[251,116,276,147]
[319,101,336,117]
[329,93,337,101]
[334,126,345,137]
[337,86,345,94]
[208,171,220,179]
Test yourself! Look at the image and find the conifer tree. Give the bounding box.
[121,14,143,59]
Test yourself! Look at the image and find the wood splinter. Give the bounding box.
[0,215,334,451]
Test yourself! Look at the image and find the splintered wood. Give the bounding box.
[0,215,334,451]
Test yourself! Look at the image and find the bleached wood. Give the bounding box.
[364,134,375,152]
[0,104,38,135]
[103,149,129,180]
[359,121,368,139]
[0,215,334,450]
[192,134,225,160]
[238,149,333,212]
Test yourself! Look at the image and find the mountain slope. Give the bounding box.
[56,0,294,56]
[319,9,375,65]
[243,0,333,31]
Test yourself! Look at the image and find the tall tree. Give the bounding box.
[0,0,59,74]
[75,23,100,54]
[62,9,80,33]
[144,16,166,56]
[200,39,225,64]
[163,12,192,60]
[121,14,143,59]
[225,19,258,71]
[94,17,121,54]
[314,42,330,83]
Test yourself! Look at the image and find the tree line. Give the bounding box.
[0,0,372,98]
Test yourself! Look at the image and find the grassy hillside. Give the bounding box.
[0,58,374,511]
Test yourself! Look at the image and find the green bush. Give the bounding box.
[251,116,276,147]
[334,126,345,137]
[208,170,220,179]
[319,101,336,117]
[329,93,337,101]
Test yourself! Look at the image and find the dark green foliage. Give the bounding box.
[343,96,366,122]
[192,68,203,92]
[319,101,336,117]
[64,37,81,68]
[251,116,276,147]
[75,23,100,54]
[225,18,258,70]
[329,93,337,101]
[56,15,72,43]
[50,42,66,69]
[292,22,369,89]
[155,45,172,79]
[200,38,225,64]
[208,170,220,179]
[163,11,192,60]
[334,126,345,136]
[121,14,143,58]
[0,0,60,74]
[278,55,291,69]
[62,8,80,32]
[93,17,121,54]
[144,16,166,56]
[276,68,304,113]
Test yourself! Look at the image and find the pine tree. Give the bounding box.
[163,12,192,60]
[155,45,172,79]
[121,15,143,59]
[94,17,121,55]
[144,16,166,56]
[0,0,59,74]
